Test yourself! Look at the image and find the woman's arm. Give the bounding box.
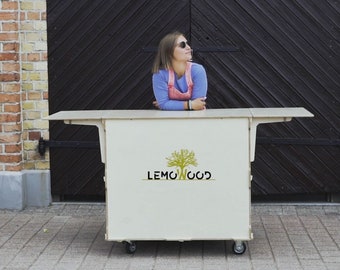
[191,63,208,99]
[152,71,185,110]
[152,64,208,110]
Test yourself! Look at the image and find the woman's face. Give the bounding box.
[173,35,192,62]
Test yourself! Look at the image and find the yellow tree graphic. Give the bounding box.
[166,149,198,180]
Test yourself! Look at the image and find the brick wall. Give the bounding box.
[0,0,49,172]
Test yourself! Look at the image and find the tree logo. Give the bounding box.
[146,149,213,180]
[166,149,198,180]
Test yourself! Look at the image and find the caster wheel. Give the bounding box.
[232,241,246,255]
[125,241,137,254]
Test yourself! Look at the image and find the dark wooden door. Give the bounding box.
[47,0,339,201]
[190,0,339,199]
[47,0,191,200]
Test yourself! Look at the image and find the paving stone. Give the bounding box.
[0,203,339,270]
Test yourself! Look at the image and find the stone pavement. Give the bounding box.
[0,203,339,270]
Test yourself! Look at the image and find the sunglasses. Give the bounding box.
[177,41,190,48]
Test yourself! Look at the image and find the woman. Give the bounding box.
[152,32,207,110]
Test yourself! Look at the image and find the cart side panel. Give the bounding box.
[105,118,250,241]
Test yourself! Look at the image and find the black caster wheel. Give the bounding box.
[125,241,137,254]
[232,241,246,255]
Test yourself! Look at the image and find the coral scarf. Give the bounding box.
[168,62,193,100]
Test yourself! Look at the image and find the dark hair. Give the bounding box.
[152,31,184,73]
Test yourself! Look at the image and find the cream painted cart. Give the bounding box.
[47,108,313,254]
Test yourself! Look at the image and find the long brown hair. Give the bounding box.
[152,31,184,73]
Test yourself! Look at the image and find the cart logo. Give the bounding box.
[146,149,213,180]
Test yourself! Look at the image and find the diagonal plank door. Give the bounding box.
[47,0,191,199]
[48,0,339,200]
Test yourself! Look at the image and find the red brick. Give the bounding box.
[3,43,19,52]
[0,133,21,143]
[2,22,18,31]
[20,12,25,21]
[29,131,41,140]
[0,154,22,163]
[28,92,41,100]
[0,53,18,61]
[0,74,20,82]
[27,53,41,61]
[0,113,21,123]
[43,91,49,99]
[21,92,27,101]
[4,104,20,113]
[5,144,22,153]
[0,33,19,41]
[21,54,27,61]
[42,52,48,60]
[4,124,21,132]
[0,93,20,102]
[27,12,40,20]
[6,164,23,171]
[3,83,20,93]
[0,12,18,20]
[1,2,19,10]
[3,62,20,72]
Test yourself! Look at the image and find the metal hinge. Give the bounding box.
[38,137,99,156]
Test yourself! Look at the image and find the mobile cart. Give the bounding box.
[47,108,313,254]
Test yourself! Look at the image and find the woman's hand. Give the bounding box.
[191,97,206,110]
[153,98,206,110]
[153,100,160,109]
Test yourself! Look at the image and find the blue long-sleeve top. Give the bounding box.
[152,62,207,110]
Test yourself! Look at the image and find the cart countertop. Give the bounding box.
[46,108,313,121]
